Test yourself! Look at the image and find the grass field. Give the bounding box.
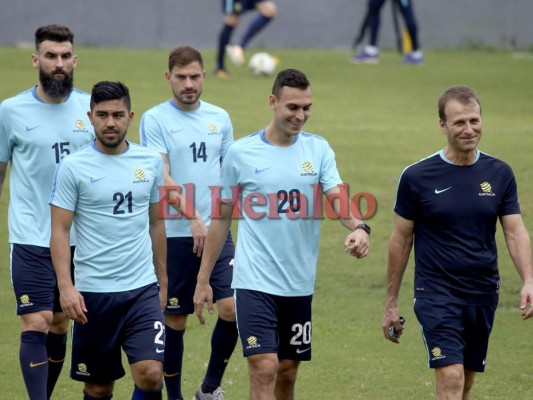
[1,47,533,399]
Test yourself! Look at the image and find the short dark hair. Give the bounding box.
[168,46,204,71]
[90,81,131,111]
[271,69,310,97]
[438,85,481,122]
[35,24,74,52]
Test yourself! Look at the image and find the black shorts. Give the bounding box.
[414,297,497,372]
[71,283,164,384]
[165,233,234,315]
[221,0,267,15]
[235,289,313,361]
[10,244,74,315]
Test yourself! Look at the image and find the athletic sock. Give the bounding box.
[163,326,185,400]
[202,318,238,389]
[131,385,163,400]
[83,390,112,399]
[46,331,67,398]
[217,24,234,70]
[20,331,48,400]
[240,14,273,48]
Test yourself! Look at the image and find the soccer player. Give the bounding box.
[215,0,277,78]
[140,46,237,400]
[50,81,167,400]
[383,85,533,399]
[193,69,370,399]
[0,24,94,400]
[351,0,423,64]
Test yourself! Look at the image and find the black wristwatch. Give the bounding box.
[353,222,371,235]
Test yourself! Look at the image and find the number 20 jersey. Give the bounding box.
[220,130,342,297]
[0,87,94,246]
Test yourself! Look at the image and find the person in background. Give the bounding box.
[351,0,423,64]
[383,85,533,399]
[0,24,94,400]
[215,0,277,78]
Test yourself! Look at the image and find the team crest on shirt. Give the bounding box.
[72,119,90,133]
[478,181,495,197]
[133,168,150,183]
[207,122,222,135]
[300,161,317,176]
[19,294,33,308]
[246,336,261,350]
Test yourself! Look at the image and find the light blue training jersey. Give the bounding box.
[140,99,233,237]
[0,86,94,247]
[49,142,164,292]
[220,130,342,296]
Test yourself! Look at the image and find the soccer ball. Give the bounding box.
[248,52,278,76]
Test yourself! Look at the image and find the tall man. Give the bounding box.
[383,85,533,399]
[0,24,94,399]
[140,46,237,400]
[215,0,277,78]
[50,81,167,400]
[194,69,370,399]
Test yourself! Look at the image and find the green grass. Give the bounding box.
[1,47,533,399]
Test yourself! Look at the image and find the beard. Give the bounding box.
[39,68,74,99]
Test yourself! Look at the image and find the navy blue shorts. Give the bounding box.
[221,0,267,15]
[165,233,234,315]
[235,289,313,361]
[10,244,74,315]
[70,283,164,384]
[414,297,497,372]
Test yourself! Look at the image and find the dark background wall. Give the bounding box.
[1,0,532,50]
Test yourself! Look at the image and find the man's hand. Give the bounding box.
[190,217,208,257]
[193,281,214,324]
[344,229,369,259]
[60,286,88,324]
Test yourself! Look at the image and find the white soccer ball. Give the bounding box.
[248,52,278,76]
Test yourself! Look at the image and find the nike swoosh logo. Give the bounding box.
[255,167,271,174]
[156,348,164,353]
[30,360,48,368]
[169,128,184,134]
[26,125,40,131]
[295,347,311,354]
[434,187,452,194]
[90,177,105,184]
[48,357,65,363]
[164,371,179,377]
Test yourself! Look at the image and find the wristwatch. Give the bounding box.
[353,222,371,235]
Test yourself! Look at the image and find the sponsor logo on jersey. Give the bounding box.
[478,181,495,196]
[434,187,452,194]
[133,168,150,183]
[300,161,317,176]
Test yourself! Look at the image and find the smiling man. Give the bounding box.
[194,68,370,400]
[383,85,533,399]
[0,24,94,399]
